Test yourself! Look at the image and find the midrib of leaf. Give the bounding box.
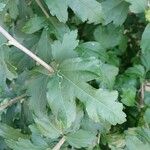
[59,72,120,120]
[57,83,69,119]
[60,69,101,80]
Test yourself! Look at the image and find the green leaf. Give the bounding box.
[22,16,46,34]
[6,139,47,150]
[125,135,150,150]
[66,129,97,148]
[121,87,136,106]
[47,17,70,40]
[52,30,79,62]
[7,0,19,19]
[141,24,150,54]
[125,128,150,150]
[47,57,126,125]
[82,86,126,125]
[26,74,49,114]
[44,0,103,24]
[68,0,103,24]
[0,34,7,45]
[141,53,150,71]
[97,62,119,89]
[144,91,150,107]
[34,115,62,139]
[144,108,150,124]
[45,0,68,23]
[94,24,124,49]
[47,76,76,128]
[47,57,103,127]
[76,42,107,61]
[36,29,52,63]
[102,0,129,26]
[106,133,125,150]
[125,65,145,79]
[140,24,150,71]
[0,123,28,140]
[0,3,6,12]
[145,9,150,22]
[0,45,17,91]
[81,115,111,134]
[29,125,49,148]
[125,0,147,13]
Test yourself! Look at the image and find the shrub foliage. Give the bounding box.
[0,0,150,149]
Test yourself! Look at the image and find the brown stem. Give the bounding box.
[0,26,54,73]
[52,136,66,150]
[0,94,27,111]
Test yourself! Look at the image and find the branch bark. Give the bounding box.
[52,136,66,150]
[0,26,54,73]
[0,94,27,111]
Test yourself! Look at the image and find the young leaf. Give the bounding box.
[102,0,129,26]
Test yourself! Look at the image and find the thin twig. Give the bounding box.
[35,0,50,18]
[0,26,54,73]
[140,82,145,108]
[52,136,66,150]
[0,94,27,111]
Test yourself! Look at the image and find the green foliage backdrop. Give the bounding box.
[0,0,150,149]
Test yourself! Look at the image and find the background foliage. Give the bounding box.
[0,0,150,149]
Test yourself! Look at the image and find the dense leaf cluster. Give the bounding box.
[0,0,150,149]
